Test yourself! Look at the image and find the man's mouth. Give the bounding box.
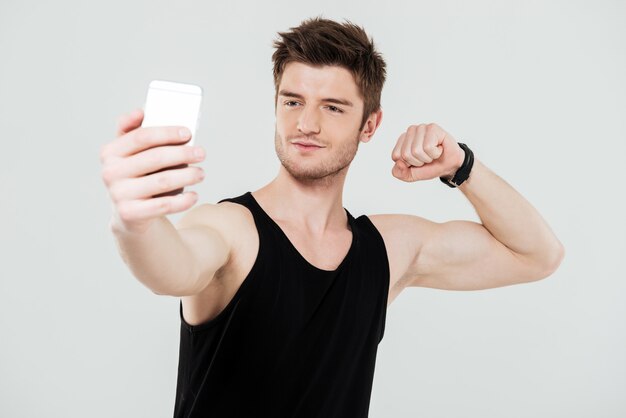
[292,141,324,151]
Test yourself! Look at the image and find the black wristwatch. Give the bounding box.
[439,143,474,188]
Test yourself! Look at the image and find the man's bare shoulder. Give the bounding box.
[175,199,258,274]
[366,214,438,300]
[367,213,436,242]
[176,200,255,238]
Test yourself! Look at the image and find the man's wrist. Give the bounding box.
[439,143,474,188]
[442,145,465,179]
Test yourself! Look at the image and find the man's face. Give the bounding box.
[274,62,370,183]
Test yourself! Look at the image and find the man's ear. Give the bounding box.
[359,109,383,143]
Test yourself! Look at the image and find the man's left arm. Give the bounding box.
[379,123,564,291]
[457,158,564,271]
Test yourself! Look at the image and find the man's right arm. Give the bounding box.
[101,109,229,296]
[110,205,231,296]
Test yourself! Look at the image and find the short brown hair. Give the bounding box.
[272,17,387,129]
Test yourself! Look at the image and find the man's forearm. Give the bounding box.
[111,216,197,295]
[458,158,564,269]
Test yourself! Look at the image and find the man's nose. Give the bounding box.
[297,106,321,135]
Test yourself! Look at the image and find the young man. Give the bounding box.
[100,17,564,418]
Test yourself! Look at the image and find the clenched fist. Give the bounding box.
[100,109,206,234]
[391,123,465,182]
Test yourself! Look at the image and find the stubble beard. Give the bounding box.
[274,130,360,185]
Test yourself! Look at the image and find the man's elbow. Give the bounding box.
[531,243,565,282]
[149,283,199,297]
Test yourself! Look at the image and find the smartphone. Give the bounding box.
[141,80,203,197]
[141,79,203,145]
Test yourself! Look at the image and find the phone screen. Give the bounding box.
[141,80,203,197]
[141,80,203,146]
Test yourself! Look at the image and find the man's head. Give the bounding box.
[271,18,386,183]
[272,17,387,130]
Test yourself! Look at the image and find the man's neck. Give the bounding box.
[252,167,350,235]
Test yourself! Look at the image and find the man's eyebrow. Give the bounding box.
[278,90,354,107]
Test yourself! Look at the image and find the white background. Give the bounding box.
[1,0,624,417]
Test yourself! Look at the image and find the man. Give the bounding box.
[100,17,564,418]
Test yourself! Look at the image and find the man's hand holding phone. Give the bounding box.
[100,109,205,234]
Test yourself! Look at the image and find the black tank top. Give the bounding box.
[173,191,390,418]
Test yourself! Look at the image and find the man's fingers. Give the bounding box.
[391,132,406,162]
[108,144,205,180]
[108,166,205,203]
[402,125,430,167]
[104,126,192,160]
[116,109,144,137]
[392,124,449,169]
[391,159,411,181]
[102,110,202,234]
[126,126,192,157]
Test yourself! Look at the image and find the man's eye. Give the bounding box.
[285,101,300,107]
[327,105,343,113]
